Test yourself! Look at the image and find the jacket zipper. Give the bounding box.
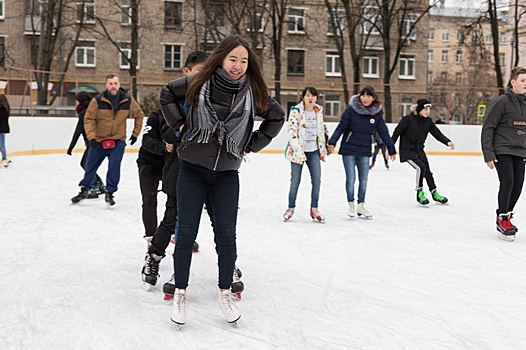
[213,93,236,170]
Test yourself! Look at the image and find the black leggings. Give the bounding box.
[407,154,437,191]
[494,154,526,214]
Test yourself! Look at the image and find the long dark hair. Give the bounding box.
[298,86,318,104]
[359,86,383,115]
[186,35,269,113]
[0,94,10,114]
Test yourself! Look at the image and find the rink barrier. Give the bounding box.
[5,117,485,157]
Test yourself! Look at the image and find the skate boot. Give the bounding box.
[105,191,115,206]
[2,158,11,168]
[431,189,448,204]
[163,274,175,301]
[348,201,356,218]
[71,186,89,204]
[231,266,244,299]
[357,202,372,219]
[310,207,325,223]
[141,253,163,290]
[496,212,516,241]
[385,162,389,170]
[193,241,200,252]
[171,288,188,327]
[509,212,519,233]
[369,161,375,170]
[218,289,241,323]
[283,208,294,221]
[417,188,429,206]
[92,177,106,195]
[87,188,99,199]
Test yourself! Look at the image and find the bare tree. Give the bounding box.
[267,0,288,104]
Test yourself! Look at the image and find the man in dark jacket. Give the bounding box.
[392,99,455,206]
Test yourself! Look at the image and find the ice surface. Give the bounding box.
[1,153,525,349]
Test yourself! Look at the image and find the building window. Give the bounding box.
[427,50,433,63]
[327,9,344,36]
[472,30,479,43]
[0,0,4,19]
[427,72,433,83]
[428,28,434,40]
[207,1,224,27]
[76,0,95,23]
[75,41,96,67]
[363,6,381,35]
[119,42,140,69]
[245,6,264,33]
[499,33,506,44]
[121,0,132,25]
[325,95,341,117]
[441,50,448,62]
[442,29,449,41]
[164,44,182,70]
[398,55,415,79]
[457,29,464,43]
[401,97,413,116]
[455,72,463,84]
[0,37,4,67]
[470,54,477,64]
[485,31,493,44]
[403,14,416,39]
[363,56,379,78]
[164,1,182,28]
[326,52,341,76]
[456,50,463,63]
[454,93,462,106]
[440,71,448,83]
[499,52,505,65]
[287,49,304,75]
[440,92,447,105]
[288,8,305,33]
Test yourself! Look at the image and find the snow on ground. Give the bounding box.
[1,152,525,350]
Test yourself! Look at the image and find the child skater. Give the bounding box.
[391,99,455,206]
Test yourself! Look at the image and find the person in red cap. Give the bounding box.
[392,98,455,206]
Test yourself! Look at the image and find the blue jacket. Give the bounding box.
[328,95,396,157]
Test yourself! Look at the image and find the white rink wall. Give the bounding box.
[6,117,483,156]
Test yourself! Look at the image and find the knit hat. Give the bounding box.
[416,99,432,114]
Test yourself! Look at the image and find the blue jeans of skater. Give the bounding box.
[174,160,238,290]
[79,140,125,193]
[342,155,370,203]
[287,150,321,208]
[0,133,6,160]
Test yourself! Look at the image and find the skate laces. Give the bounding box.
[219,291,235,312]
[418,190,428,201]
[432,190,445,201]
[175,290,188,313]
[145,255,160,276]
[498,215,514,230]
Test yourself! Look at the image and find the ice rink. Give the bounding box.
[1,152,525,349]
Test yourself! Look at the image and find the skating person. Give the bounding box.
[327,86,396,219]
[67,91,106,198]
[0,94,11,167]
[370,130,389,170]
[391,99,454,206]
[481,66,526,242]
[283,86,328,223]
[160,35,285,325]
[71,74,143,206]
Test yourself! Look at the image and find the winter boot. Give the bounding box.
[71,187,89,204]
[283,208,294,221]
[431,189,448,204]
[348,201,356,218]
[417,188,429,206]
[141,253,163,288]
[357,202,372,219]
[231,266,244,299]
[105,191,116,206]
[496,212,516,241]
[218,289,241,323]
[171,288,188,326]
[310,207,325,223]
[369,161,375,170]
[163,274,175,301]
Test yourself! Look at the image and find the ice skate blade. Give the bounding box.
[311,218,325,224]
[227,315,241,324]
[141,281,154,292]
[357,214,372,220]
[418,203,429,208]
[497,232,515,242]
[171,319,185,330]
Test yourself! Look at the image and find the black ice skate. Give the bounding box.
[231,266,244,299]
[71,187,89,204]
[105,192,115,207]
[417,189,429,206]
[92,177,106,195]
[496,213,516,242]
[141,253,163,291]
[163,274,175,301]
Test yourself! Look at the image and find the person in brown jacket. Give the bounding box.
[71,74,144,206]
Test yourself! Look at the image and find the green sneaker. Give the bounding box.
[431,190,448,204]
[417,189,429,205]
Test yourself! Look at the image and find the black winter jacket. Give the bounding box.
[160,75,285,171]
[392,113,451,163]
[67,103,89,153]
[137,109,169,177]
[0,106,10,133]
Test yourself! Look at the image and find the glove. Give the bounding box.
[88,139,98,149]
[129,135,137,145]
[66,149,72,156]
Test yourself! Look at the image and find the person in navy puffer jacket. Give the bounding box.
[328,86,396,219]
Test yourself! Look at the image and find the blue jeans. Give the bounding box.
[342,155,370,203]
[0,133,6,160]
[79,140,126,193]
[288,151,321,208]
[174,160,238,290]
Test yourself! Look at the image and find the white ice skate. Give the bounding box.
[348,201,356,218]
[357,202,372,219]
[171,288,188,328]
[218,289,241,324]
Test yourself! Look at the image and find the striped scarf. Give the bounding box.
[181,67,254,159]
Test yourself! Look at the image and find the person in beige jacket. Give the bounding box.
[71,74,143,206]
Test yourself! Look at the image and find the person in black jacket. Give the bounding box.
[370,130,389,170]
[67,91,106,197]
[161,35,285,326]
[0,94,11,167]
[391,99,455,206]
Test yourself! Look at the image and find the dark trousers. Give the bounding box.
[148,194,177,256]
[79,140,125,193]
[407,154,437,191]
[174,160,238,290]
[138,163,162,237]
[372,143,388,164]
[495,154,526,214]
[81,148,102,186]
